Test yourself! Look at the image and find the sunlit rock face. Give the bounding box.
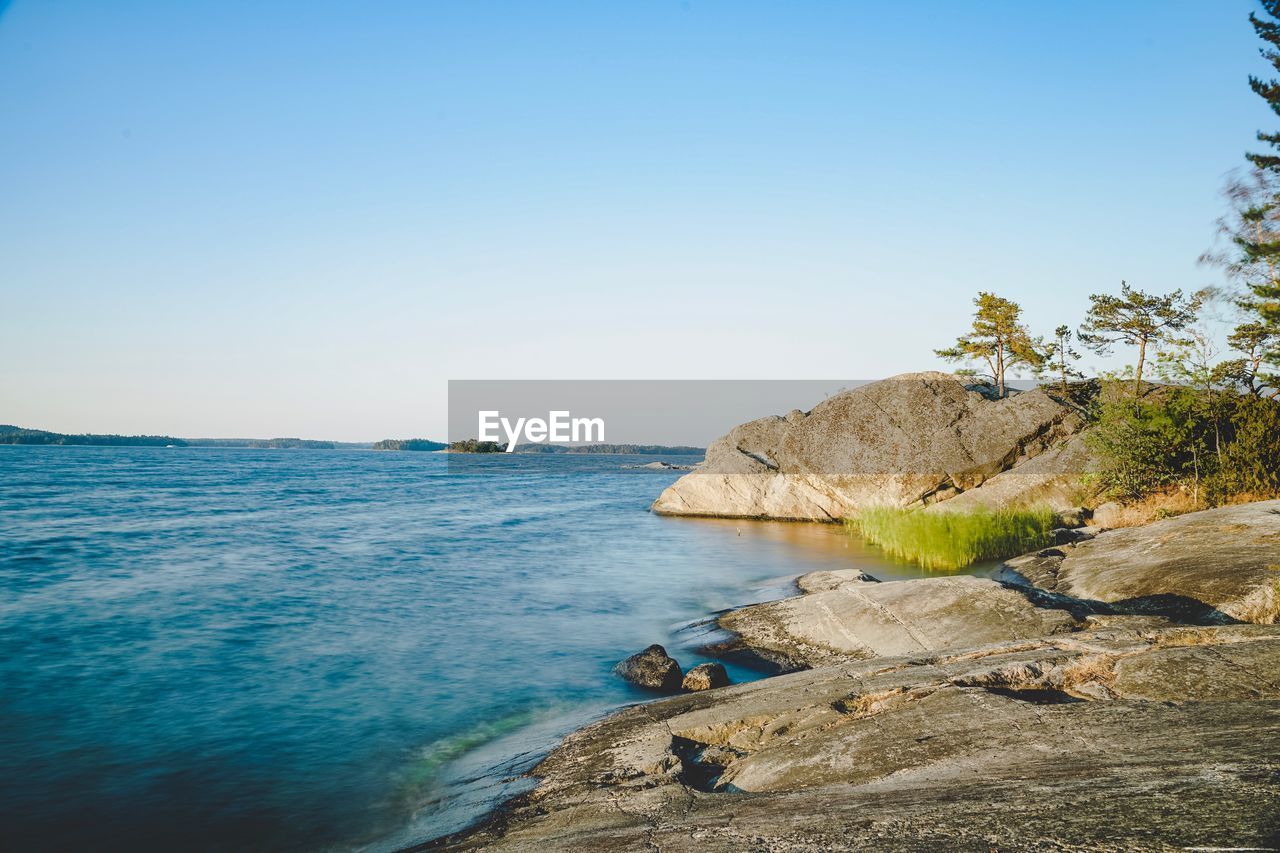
[652,372,1091,521]
[1000,499,1280,625]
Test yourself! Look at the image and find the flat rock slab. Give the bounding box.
[715,571,1083,669]
[1001,500,1280,624]
[431,625,1280,851]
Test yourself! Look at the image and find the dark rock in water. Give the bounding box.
[614,644,683,692]
[681,662,730,692]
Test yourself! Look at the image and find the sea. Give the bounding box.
[0,446,954,851]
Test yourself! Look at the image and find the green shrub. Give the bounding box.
[1084,380,1280,505]
[847,506,1056,572]
[1084,385,1207,501]
[1218,394,1280,497]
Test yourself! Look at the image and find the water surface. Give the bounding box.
[0,447,947,851]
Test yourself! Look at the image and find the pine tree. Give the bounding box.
[1041,325,1083,395]
[1228,320,1280,395]
[1248,1,1280,172]
[935,292,1044,399]
[1236,2,1280,384]
[1078,282,1203,398]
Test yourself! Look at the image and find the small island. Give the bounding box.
[371,438,449,452]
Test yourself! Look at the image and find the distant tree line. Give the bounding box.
[372,438,448,451]
[448,439,507,453]
[233,438,338,449]
[514,443,705,455]
[0,426,343,449]
[187,438,339,449]
[0,426,184,447]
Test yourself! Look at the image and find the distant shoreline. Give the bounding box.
[0,426,370,450]
[0,427,704,456]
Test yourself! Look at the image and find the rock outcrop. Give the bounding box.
[431,624,1280,851]
[681,662,730,692]
[712,570,1086,670]
[651,372,1090,521]
[613,645,683,692]
[1000,500,1280,625]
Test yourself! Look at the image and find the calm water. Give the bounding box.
[0,446,944,851]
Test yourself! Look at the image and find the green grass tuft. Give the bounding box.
[846,506,1056,571]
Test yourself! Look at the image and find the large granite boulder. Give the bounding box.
[613,644,683,692]
[1000,500,1280,624]
[651,372,1090,521]
[433,624,1280,851]
[923,435,1093,516]
[713,570,1085,670]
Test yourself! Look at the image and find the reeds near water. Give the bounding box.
[847,506,1056,571]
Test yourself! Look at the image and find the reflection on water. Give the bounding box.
[664,515,993,584]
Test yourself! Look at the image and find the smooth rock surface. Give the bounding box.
[681,662,730,692]
[430,625,1280,851]
[1000,500,1280,624]
[651,373,1090,521]
[712,571,1085,670]
[1090,500,1123,528]
[613,644,683,692]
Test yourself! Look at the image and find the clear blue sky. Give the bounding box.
[0,0,1267,440]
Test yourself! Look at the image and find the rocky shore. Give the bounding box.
[425,500,1280,851]
[423,376,1279,851]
